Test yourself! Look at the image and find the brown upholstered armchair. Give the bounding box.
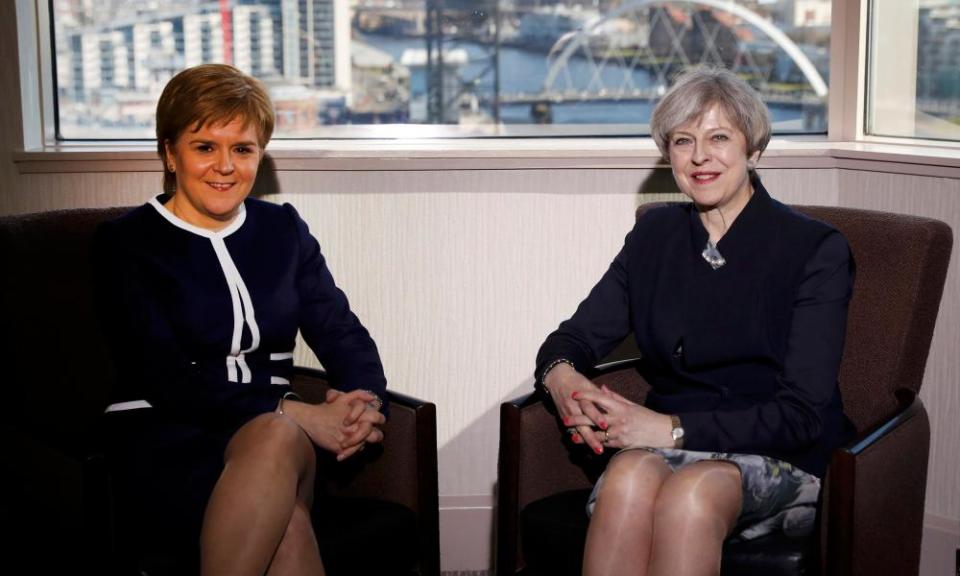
[497,205,952,576]
[0,207,439,576]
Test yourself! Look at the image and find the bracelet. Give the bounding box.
[361,389,384,412]
[277,391,301,415]
[540,358,576,393]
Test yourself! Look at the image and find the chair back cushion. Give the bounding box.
[0,207,132,456]
[794,206,951,433]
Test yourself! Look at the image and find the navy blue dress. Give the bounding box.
[536,178,855,478]
[94,195,387,572]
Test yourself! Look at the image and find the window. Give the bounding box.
[50,0,831,140]
[867,0,960,141]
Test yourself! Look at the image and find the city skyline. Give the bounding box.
[50,0,959,138]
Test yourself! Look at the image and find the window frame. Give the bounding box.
[13,0,960,174]
[863,0,960,144]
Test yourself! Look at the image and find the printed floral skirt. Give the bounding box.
[586,447,821,541]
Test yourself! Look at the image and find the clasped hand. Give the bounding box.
[544,364,672,454]
[282,389,386,462]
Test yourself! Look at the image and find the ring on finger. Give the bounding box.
[601,429,610,444]
[566,427,578,436]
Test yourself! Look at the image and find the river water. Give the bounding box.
[360,33,811,129]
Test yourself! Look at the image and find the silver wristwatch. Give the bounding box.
[670,415,685,449]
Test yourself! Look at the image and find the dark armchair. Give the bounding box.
[0,207,439,576]
[497,205,952,576]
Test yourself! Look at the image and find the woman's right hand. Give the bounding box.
[280,390,385,460]
[543,363,609,455]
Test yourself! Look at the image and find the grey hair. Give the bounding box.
[650,67,771,161]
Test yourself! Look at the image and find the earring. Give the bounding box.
[168,164,175,173]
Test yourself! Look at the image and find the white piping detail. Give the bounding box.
[227,356,238,383]
[148,196,246,238]
[270,352,294,361]
[149,196,260,384]
[216,239,257,383]
[271,376,291,385]
[211,237,247,381]
[214,237,261,357]
[236,354,252,384]
[105,400,153,412]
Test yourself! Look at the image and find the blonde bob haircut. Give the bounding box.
[156,64,275,194]
[650,67,771,163]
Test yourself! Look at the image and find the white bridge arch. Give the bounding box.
[541,0,827,100]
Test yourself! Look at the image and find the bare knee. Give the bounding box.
[653,461,742,537]
[595,450,672,509]
[225,412,315,474]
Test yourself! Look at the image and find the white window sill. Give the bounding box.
[12,138,960,177]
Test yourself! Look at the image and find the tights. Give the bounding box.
[583,450,742,576]
[201,412,325,576]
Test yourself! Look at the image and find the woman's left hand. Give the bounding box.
[325,389,386,460]
[566,386,674,450]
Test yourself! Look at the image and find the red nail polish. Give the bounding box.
[572,433,582,444]
[594,446,603,455]
[562,416,570,425]
[599,420,608,430]
[571,391,580,400]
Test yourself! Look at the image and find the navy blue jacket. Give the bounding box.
[95,195,387,433]
[536,180,855,477]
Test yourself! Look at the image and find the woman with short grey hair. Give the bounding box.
[536,67,854,576]
[650,67,772,163]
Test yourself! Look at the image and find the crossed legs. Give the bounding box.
[583,450,742,576]
[200,412,324,576]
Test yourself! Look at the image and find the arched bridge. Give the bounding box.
[497,0,828,109]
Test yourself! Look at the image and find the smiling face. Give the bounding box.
[668,103,759,216]
[164,116,262,230]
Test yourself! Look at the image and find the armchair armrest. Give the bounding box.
[823,391,930,576]
[496,359,648,575]
[291,366,440,576]
[498,391,593,576]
